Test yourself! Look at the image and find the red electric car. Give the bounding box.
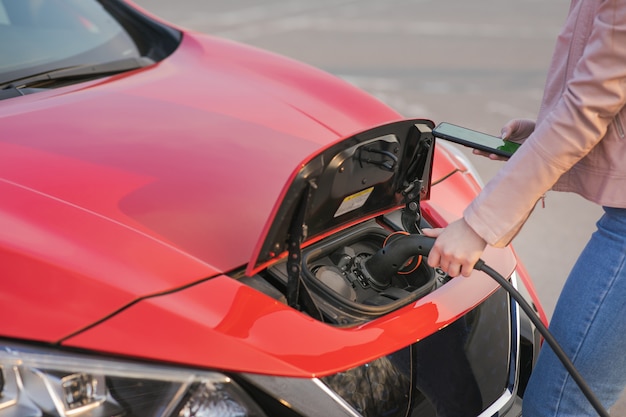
[0,1,546,416]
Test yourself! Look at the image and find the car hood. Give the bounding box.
[0,32,401,341]
[1,32,402,271]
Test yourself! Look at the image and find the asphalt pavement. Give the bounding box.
[134,0,624,413]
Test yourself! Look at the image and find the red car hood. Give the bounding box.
[0,32,401,341]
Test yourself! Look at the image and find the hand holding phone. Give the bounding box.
[471,148,509,161]
[432,122,520,158]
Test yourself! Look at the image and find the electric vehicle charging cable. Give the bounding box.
[362,234,611,417]
[475,260,610,417]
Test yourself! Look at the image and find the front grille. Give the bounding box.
[322,287,514,417]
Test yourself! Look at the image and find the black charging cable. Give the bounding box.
[362,234,610,417]
[474,260,610,417]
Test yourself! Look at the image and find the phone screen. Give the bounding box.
[432,122,520,157]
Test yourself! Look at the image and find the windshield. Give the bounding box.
[0,0,180,85]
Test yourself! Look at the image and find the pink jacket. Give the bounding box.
[464,0,626,247]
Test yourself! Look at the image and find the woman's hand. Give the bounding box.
[422,219,487,277]
[472,148,510,161]
[501,118,535,141]
[473,118,536,161]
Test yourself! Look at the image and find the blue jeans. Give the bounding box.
[523,207,626,416]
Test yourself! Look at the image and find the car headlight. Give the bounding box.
[0,342,267,417]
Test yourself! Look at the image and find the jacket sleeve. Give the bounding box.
[464,0,626,247]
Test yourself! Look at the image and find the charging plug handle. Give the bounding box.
[361,234,435,289]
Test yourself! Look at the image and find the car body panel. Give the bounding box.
[0,177,217,341]
[0,30,402,270]
[63,243,515,377]
[0,32,407,342]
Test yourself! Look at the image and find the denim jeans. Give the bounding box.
[523,207,626,416]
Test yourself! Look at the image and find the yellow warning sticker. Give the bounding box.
[334,187,374,218]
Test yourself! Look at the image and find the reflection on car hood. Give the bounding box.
[1,33,402,270]
[0,32,401,340]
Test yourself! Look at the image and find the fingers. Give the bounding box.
[461,260,477,277]
[440,259,462,278]
[426,246,441,270]
[472,149,508,161]
[428,248,475,277]
[421,227,443,237]
[423,219,487,278]
[500,127,513,141]
[501,118,535,142]
[500,118,522,140]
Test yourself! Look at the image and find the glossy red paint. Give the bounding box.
[0,31,401,270]
[64,244,515,377]
[0,32,401,341]
[0,177,216,342]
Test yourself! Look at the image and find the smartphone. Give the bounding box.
[432,122,520,158]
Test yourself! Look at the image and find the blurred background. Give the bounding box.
[132,0,622,411]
